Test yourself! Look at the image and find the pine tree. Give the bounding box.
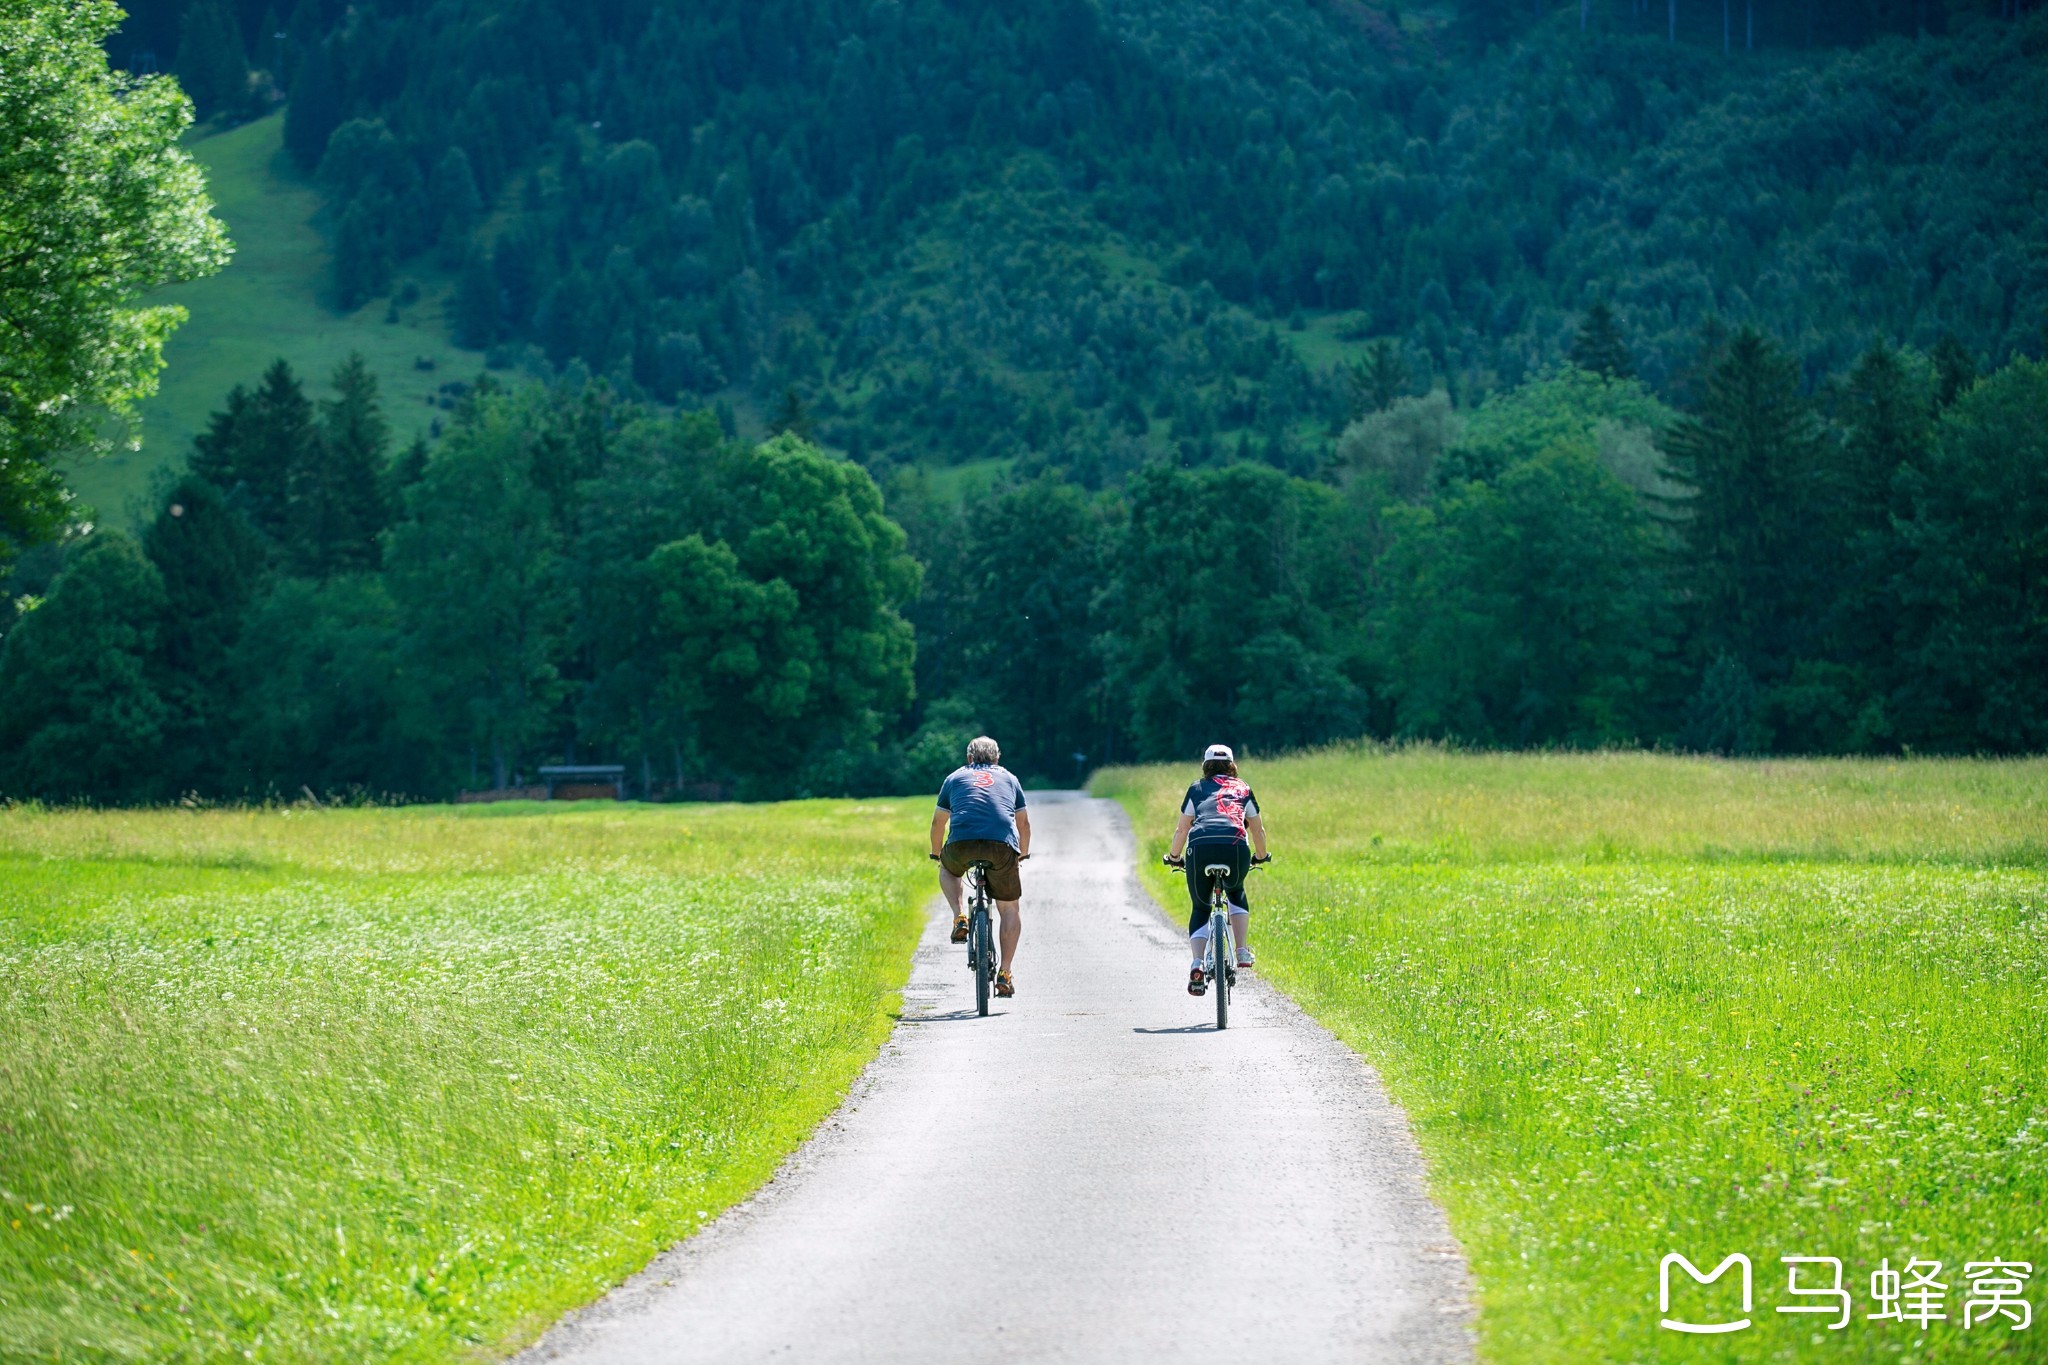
[283,38,342,170]
[430,147,484,266]
[1931,332,1976,408]
[1660,327,1825,685]
[285,353,391,577]
[174,0,249,122]
[334,197,393,309]
[767,386,815,441]
[454,246,501,349]
[1568,301,1634,379]
[189,360,322,542]
[1347,340,1407,418]
[143,475,267,790]
[1814,343,1933,737]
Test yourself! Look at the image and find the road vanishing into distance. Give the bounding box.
[519,793,1474,1364]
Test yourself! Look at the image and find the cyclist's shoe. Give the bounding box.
[950,912,969,944]
[995,970,1016,998]
[1236,948,1256,969]
[1187,966,1207,996]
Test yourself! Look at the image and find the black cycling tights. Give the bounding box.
[1184,839,1251,936]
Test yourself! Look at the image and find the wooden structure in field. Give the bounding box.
[537,765,627,801]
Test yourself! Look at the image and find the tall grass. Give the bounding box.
[0,800,928,1361]
[1099,748,2048,1364]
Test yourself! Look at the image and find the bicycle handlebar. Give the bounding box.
[1163,852,1272,869]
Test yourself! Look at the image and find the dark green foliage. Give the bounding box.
[189,359,316,537]
[1826,344,1930,664]
[226,575,428,796]
[1105,463,1366,760]
[0,534,169,802]
[383,390,568,790]
[1347,341,1410,419]
[188,356,393,576]
[1372,445,1672,747]
[1890,359,2048,752]
[1661,328,1827,685]
[1569,303,1634,381]
[143,474,265,789]
[291,353,390,577]
[236,0,2048,473]
[902,475,1112,783]
[766,387,814,442]
[172,0,248,122]
[1680,653,1770,757]
[1931,333,1977,408]
[453,247,500,349]
[281,38,341,170]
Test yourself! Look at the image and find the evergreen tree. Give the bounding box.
[1660,327,1825,687]
[143,475,267,790]
[333,197,393,309]
[1679,653,1769,755]
[1568,301,1635,379]
[189,359,323,542]
[282,38,342,170]
[0,534,170,802]
[453,246,501,348]
[430,147,483,265]
[766,386,815,441]
[174,0,250,122]
[1347,340,1408,418]
[1931,332,1976,408]
[285,353,390,577]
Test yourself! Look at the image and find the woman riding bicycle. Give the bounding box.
[1164,743,1269,996]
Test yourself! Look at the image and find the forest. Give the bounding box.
[2,0,2045,799]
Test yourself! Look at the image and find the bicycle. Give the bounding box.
[964,859,997,1016]
[1166,852,1266,1030]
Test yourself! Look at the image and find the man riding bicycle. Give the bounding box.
[930,735,1030,998]
[1165,743,1269,996]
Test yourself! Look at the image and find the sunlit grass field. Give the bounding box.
[1098,748,2048,1364]
[0,799,928,1361]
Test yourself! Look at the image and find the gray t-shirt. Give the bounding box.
[936,764,1027,849]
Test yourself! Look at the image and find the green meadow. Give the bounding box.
[65,113,482,530]
[1099,749,2048,1364]
[0,800,927,1361]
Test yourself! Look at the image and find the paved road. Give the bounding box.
[519,793,1473,1365]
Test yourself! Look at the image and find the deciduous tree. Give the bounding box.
[0,0,229,558]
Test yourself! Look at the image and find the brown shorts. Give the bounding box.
[941,839,1023,901]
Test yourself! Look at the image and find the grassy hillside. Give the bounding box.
[64,113,483,528]
[0,798,927,1361]
[1099,748,2048,1363]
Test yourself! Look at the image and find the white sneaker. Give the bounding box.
[1235,948,1256,968]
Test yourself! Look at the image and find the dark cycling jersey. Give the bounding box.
[1181,775,1260,843]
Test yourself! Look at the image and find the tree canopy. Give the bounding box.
[0,0,228,557]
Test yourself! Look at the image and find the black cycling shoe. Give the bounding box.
[1187,966,1207,996]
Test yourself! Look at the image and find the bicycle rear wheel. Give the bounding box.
[972,908,992,1016]
[1212,908,1229,1030]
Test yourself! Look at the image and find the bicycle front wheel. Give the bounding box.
[1212,908,1229,1030]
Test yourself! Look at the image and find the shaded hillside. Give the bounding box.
[112,0,2048,474]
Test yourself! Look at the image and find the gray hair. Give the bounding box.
[965,735,1001,765]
